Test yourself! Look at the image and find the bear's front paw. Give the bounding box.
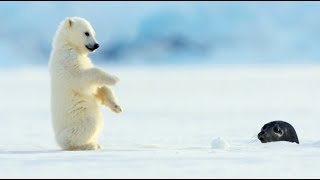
[105,75,120,86]
[114,76,120,83]
[111,104,123,113]
[111,76,120,85]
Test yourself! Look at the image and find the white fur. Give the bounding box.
[49,17,122,151]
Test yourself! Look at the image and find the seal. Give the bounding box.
[257,120,299,144]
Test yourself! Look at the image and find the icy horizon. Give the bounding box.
[1,1,320,67]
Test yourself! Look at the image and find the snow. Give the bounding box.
[1,65,320,178]
[211,137,230,149]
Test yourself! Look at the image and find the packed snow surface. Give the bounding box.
[0,65,320,178]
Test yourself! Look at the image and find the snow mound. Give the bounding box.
[211,137,230,150]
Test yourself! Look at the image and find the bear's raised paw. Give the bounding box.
[112,104,123,113]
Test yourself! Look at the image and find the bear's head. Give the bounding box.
[54,17,99,54]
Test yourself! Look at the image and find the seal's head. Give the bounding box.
[258,120,299,144]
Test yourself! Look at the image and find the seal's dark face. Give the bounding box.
[258,121,299,144]
[258,122,283,143]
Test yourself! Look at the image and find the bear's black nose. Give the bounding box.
[94,43,99,50]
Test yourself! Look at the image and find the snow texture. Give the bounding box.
[0,65,320,178]
[211,137,230,150]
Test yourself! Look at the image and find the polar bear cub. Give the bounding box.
[49,17,122,151]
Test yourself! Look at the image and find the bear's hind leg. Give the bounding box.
[65,143,101,151]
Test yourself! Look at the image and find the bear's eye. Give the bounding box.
[84,32,90,37]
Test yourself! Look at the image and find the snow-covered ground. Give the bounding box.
[1,65,320,178]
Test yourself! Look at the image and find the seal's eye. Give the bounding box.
[273,127,283,135]
[85,32,90,37]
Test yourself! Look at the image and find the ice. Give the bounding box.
[0,65,320,178]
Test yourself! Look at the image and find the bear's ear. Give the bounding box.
[64,17,73,28]
[68,19,73,27]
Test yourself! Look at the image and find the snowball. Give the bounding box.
[211,137,230,149]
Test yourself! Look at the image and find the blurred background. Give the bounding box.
[1,1,320,67]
